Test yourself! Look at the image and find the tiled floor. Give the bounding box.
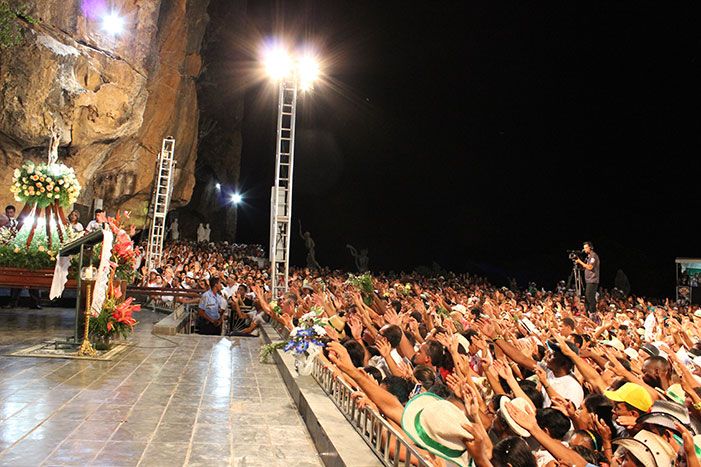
[0,307,322,466]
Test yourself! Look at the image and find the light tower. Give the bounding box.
[264,44,320,299]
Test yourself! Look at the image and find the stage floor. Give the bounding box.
[0,308,322,466]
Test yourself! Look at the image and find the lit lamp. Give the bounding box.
[101,11,125,36]
[231,193,243,205]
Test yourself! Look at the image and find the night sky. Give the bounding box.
[233,1,701,297]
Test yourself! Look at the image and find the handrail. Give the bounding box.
[310,358,431,467]
[269,319,430,466]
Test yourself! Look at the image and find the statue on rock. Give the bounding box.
[203,223,211,242]
[196,223,206,242]
[170,218,179,241]
[298,220,320,270]
[346,244,370,272]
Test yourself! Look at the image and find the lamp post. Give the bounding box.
[264,44,320,299]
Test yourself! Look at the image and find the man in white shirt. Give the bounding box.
[542,340,584,409]
[86,209,105,232]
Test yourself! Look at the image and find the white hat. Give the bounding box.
[499,396,532,438]
[602,338,625,352]
[613,430,675,467]
[624,348,639,360]
[401,393,472,466]
[455,334,471,354]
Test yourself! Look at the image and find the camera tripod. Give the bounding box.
[566,262,584,297]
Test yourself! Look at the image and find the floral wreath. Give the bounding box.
[10,161,81,208]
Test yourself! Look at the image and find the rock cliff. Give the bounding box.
[0,0,221,229]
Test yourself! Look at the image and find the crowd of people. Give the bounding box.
[67,231,701,466]
[193,256,701,467]
[4,205,698,465]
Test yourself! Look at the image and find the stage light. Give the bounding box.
[264,46,292,80]
[101,11,125,35]
[215,183,221,190]
[231,193,243,204]
[298,54,320,91]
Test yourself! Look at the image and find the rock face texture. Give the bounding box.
[0,0,221,229]
[174,0,246,241]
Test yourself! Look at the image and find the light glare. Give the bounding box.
[102,12,125,35]
[264,47,292,80]
[215,183,221,190]
[298,55,320,91]
[231,193,243,204]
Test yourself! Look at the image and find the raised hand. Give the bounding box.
[504,401,537,431]
[348,315,364,341]
[327,341,355,373]
[591,414,611,444]
[375,335,392,358]
[445,372,467,399]
[384,307,401,326]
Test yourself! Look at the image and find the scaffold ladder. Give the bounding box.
[270,82,298,299]
[145,137,176,269]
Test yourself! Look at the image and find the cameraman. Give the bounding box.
[574,241,599,318]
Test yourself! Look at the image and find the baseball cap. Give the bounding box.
[604,383,653,412]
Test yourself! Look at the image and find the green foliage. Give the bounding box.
[347,272,374,305]
[0,1,36,49]
[259,341,286,364]
[0,224,81,270]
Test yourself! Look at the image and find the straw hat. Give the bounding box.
[612,430,675,467]
[499,396,532,438]
[401,393,472,466]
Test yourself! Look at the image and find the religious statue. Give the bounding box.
[346,244,370,272]
[298,220,320,270]
[48,124,61,165]
[196,223,206,242]
[203,223,211,242]
[170,218,179,241]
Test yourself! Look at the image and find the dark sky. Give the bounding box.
[234,1,701,297]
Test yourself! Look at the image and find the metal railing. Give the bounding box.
[310,358,431,466]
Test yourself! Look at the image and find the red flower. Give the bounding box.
[111,298,140,329]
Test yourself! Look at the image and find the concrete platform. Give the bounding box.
[0,307,323,466]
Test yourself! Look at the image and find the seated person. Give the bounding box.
[197,277,224,335]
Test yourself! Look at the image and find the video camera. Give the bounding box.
[567,249,585,261]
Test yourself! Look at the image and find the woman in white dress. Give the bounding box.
[68,210,84,233]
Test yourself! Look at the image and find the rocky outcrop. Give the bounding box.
[174,0,246,241]
[0,0,213,226]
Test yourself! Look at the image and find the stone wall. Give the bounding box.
[0,0,213,227]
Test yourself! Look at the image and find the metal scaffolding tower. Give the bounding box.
[270,81,298,299]
[145,137,176,269]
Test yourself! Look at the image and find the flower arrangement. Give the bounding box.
[92,211,140,284]
[285,308,329,375]
[89,297,140,345]
[0,222,81,269]
[10,161,81,208]
[347,272,374,305]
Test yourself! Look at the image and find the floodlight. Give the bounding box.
[102,12,125,35]
[231,193,243,204]
[215,183,221,190]
[264,46,292,80]
[298,55,320,91]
